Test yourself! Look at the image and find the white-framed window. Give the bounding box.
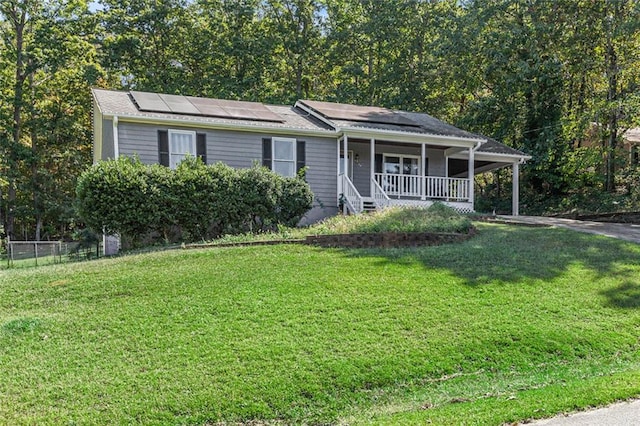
[383,153,421,176]
[272,137,296,177]
[169,129,196,169]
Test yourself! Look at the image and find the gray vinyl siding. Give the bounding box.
[117,121,338,221]
[102,118,115,160]
[118,122,161,164]
[302,134,338,218]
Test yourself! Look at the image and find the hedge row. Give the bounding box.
[76,157,314,244]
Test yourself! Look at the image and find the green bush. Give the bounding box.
[278,176,314,227]
[76,157,163,239]
[76,158,314,245]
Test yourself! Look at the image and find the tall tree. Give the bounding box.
[262,0,326,102]
[0,0,99,239]
[98,0,191,93]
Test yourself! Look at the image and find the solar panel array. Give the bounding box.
[299,100,420,127]
[129,91,284,123]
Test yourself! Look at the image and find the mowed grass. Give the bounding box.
[1,223,640,425]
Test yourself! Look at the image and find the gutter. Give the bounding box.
[339,126,482,147]
[113,116,119,159]
[101,112,339,139]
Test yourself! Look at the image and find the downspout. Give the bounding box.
[113,116,120,159]
[337,136,342,206]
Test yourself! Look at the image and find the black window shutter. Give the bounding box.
[196,133,207,164]
[262,138,272,169]
[158,130,169,167]
[296,140,306,174]
[374,153,383,173]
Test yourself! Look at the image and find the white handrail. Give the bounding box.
[341,174,363,214]
[372,177,390,209]
[374,173,470,201]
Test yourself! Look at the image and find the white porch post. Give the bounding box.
[421,143,426,200]
[337,137,341,206]
[343,135,349,179]
[343,135,349,214]
[370,138,375,197]
[468,146,475,206]
[512,161,520,216]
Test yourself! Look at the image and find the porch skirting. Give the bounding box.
[386,199,474,214]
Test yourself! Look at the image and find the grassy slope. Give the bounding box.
[1,223,639,424]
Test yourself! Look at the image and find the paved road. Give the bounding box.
[498,215,640,244]
[526,399,640,425]
[501,215,640,424]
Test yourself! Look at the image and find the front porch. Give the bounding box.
[338,136,477,214]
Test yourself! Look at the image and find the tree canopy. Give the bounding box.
[1,0,639,239]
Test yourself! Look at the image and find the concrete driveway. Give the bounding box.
[526,399,640,425]
[498,215,640,244]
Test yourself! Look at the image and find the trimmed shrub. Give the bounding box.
[278,177,314,227]
[76,159,314,244]
[76,157,163,239]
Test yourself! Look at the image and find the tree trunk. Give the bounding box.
[30,71,41,241]
[6,6,27,240]
[604,3,619,193]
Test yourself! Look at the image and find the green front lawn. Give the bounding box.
[1,223,639,424]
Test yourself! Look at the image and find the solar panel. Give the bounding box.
[159,94,200,115]
[300,100,419,127]
[187,97,228,117]
[130,91,170,113]
[130,91,284,123]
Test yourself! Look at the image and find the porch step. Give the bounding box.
[362,197,377,212]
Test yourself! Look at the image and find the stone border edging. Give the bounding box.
[182,228,476,250]
[182,239,304,249]
[305,228,476,248]
[473,217,551,227]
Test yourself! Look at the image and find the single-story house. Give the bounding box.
[92,89,530,223]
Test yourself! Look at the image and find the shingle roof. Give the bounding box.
[92,89,334,133]
[477,138,528,156]
[93,89,528,158]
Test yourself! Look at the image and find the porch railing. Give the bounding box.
[372,177,390,209]
[341,174,363,214]
[374,173,470,201]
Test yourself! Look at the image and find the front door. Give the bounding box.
[340,151,353,179]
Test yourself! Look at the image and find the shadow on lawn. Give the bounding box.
[341,224,640,307]
[601,282,640,309]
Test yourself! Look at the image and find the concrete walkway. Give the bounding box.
[526,399,640,425]
[498,215,640,244]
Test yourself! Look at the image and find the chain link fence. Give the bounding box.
[1,239,103,269]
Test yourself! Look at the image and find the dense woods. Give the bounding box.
[1,0,639,240]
